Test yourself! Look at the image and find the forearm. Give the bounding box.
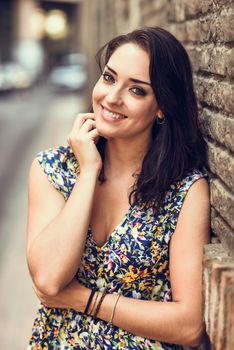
[97,294,204,346]
[27,171,97,295]
[34,280,204,346]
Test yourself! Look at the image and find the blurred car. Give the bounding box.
[48,53,87,92]
[0,62,35,92]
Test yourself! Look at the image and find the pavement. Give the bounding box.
[0,88,86,349]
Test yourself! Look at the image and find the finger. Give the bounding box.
[88,128,99,141]
[74,113,95,130]
[80,119,96,132]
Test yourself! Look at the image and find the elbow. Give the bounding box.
[32,274,61,297]
[27,259,61,296]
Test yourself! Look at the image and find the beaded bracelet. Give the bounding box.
[109,293,121,324]
[93,289,108,318]
[84,289,95,314]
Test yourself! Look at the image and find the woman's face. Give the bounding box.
[92,43,160,141]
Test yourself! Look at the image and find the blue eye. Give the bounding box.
[102,73,114,83]
[131,87,146,96]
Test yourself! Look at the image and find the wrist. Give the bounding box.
[87,291,121,325]
[79,167,100,179]
[73,283,91,313]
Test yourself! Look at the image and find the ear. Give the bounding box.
[157,110,164,120]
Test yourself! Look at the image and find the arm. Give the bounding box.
[27,114,101,296]
[34,178,210,346]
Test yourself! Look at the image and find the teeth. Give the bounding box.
[103,107,126,119]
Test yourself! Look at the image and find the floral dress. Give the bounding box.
[28,145,206,350]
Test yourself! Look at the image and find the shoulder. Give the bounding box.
[36,145,79,173]
[173,169,208,193]
[31,145,79,199]
[167,169,208,207]
[161,170,209,243]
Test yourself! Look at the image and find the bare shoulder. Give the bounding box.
[184,177,209,206]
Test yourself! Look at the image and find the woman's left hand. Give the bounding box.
[32,278,89,311]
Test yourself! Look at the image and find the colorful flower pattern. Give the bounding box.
[28,146,206,350]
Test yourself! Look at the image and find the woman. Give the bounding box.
[27,27,210,349]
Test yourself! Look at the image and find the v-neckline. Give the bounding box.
[88,204,135,250]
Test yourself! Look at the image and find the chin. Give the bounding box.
[96,128,111,140]
[96,124,113,139]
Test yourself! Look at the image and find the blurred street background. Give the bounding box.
[0,0,93,348]
[0,84,85,348]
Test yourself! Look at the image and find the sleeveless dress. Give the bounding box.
[28,145,206,350]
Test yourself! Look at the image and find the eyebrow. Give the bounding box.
[106,64,151,86]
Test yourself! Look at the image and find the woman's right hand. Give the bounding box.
[67,113,102,175]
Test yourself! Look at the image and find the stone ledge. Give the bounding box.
[203,244,234,349]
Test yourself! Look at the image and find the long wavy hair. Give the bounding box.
[95,27,207,208]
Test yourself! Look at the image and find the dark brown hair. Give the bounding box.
[95,27,207,208]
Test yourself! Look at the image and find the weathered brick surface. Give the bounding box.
[184,0,233,18]
[207,142,234,190]
[199,109,234,152]
[199,10,234,43]
[210,179,234,229]
[195,76,234,115]
[140,0,169,28]
[211,208,234,257]
[168,22,188,42]
[187,45,234,77]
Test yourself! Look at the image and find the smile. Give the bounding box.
[101,106,127,120]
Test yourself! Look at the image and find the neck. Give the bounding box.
[103,137,151,179]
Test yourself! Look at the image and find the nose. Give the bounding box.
[105,86,123,105]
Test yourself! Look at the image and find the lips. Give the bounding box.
[101,105,127,120]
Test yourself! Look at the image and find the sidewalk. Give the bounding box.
[0,92,86,349]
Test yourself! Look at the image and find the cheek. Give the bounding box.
[92,83,99,106]
[92,80,106,105]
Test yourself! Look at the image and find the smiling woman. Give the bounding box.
[26,27,210,350]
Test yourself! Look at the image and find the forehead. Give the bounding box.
[107,43,150,79]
